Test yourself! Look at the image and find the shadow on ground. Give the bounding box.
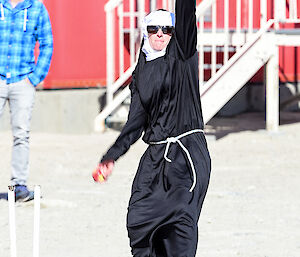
[0,192,8,200]
[205,111,300,140]
[107,111,300,140]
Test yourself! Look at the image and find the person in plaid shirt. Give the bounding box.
[0,0,53,201]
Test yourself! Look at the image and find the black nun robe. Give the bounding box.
[101,0,211,256]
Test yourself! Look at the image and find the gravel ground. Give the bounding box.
[0,111,300,257]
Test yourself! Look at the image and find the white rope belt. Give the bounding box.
[149,129,204,192]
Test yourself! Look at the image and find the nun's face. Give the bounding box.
[148,26,172,51]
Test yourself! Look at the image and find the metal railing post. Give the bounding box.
[224,0,229,63]
[248,0,253,33]
[106,7,115,104]
[266,43,279,132]
[118,3,124,76]
[150,0,156,12]
[260,0,267,27]
[168,0,175,12]
[236,0,241,49]
[138,0,145,42]
[211,0,217,76]
[275,0,286,21]
[163,0,167,10]
[199,15,204,88]
[290,0,298,20]
[130,0,135,66]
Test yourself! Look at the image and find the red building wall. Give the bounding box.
[43,0,107,89]
[200,0,300,84]
[42,0,300,89]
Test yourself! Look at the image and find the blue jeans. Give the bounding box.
[0,79,35,186]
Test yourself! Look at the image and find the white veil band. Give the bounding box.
[142,10,175,61]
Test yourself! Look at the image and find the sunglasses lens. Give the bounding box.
[147,26,158,34]
[147,25,173,34]
[162,26,173,34]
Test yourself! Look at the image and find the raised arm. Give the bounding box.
[100,76,148,163]
[175,0,197,59]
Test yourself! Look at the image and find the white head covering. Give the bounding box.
[142,10,175,61]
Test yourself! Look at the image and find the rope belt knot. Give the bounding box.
[149,129,204,192]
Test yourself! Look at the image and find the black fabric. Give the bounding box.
[101,0,211,256]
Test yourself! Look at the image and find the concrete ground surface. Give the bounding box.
[0,111,300,257]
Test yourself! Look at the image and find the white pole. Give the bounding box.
[248,0,253,34]
[33,186,41,257]
[168,0,174,12]
[236,0,241,50]
[290,0,297,20]
[236,0,241,33]
[163,0,167,10]
[260,0,267,27]
[211,1,217,76]
[138,0,145,42]
[150,0,156,12]
[129,0,135,66]
[8,186,17,257]
[275,0,286,21]
[266,44,279,132]
[106,9,115,104]
[224,0,229,63]
[118,3,124,76]
[199,15,204,87]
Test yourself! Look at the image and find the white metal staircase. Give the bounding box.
[201,20,276,123]
[95,0,300,132]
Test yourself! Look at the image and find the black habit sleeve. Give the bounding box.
[101,74,148,163]
[175,0,197,60]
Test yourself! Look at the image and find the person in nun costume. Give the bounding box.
[95,0,211,256]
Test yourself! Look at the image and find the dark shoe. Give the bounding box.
[0,193,8,200]
[15,185,34,202]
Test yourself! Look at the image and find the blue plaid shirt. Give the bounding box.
[0,0,53,86]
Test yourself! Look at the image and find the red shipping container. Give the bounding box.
[43,0,108,89]
[42,0,300,89]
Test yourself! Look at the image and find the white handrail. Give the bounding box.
[201,19,275,97]
[110,64,136,94]
[196,0,216,18]
[104,0,122,12]
[98,0,300,132]
[95,86,131,131]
